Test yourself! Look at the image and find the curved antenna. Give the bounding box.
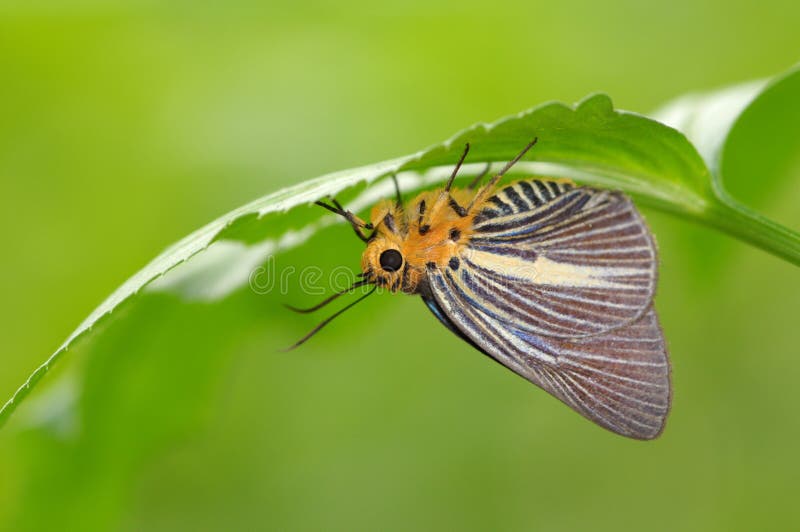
[281,286,378,351]
[466,138,539,212]
[487,137,538,187]
[283,279,370,314]
[444,143,471,192]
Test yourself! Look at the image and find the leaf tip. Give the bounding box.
[576,92,615,115]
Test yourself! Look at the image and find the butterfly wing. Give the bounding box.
[425,181,670,439]
[464,181,657,338]
[425,280,670,438]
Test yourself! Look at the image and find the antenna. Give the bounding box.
[485,137,538,189]
[281,286,377,351]
[444,143,471,192]
[284,279,370,314]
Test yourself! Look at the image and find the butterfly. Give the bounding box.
[288,139,671,440]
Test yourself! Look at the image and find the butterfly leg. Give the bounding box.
[466,163,492,190]
[390,174,402,206]
[315,198,374,242]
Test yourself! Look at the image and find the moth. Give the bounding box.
[288,139,671,440]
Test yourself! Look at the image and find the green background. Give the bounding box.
[2,1,800,531]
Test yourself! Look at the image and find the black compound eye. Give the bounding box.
[379,249,403,272]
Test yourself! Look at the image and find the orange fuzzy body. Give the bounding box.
[361,187,479,294]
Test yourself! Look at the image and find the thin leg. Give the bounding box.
[467,163,492,190]
[315,199,373,242]
[330,198,345,212]
[390,174,403,206]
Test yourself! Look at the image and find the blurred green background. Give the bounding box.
[2,1,800,531]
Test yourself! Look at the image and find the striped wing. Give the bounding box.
[464,181,657,338]
[426,272,671,439]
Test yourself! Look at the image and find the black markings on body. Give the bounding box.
[448,197,468,217]
[383,213,397,234]
[417,200,428,234]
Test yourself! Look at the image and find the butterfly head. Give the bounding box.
[360,221,408,292]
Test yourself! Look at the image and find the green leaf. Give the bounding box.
[654,65,800,266]
[2,76,799,430]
